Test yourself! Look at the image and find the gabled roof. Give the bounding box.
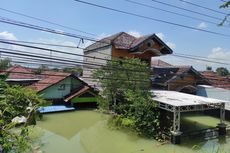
[151,59,172,67]
[1,65,37,80]
[64,86,90,102]
[151,64,211,85]
[201,71,230,90]
[28,71,71,92]
[84,32,173,54]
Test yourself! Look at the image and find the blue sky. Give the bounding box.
[0,0,229,70]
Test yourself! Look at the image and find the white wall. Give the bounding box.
[83,46,112,86]
[197,85,230,110]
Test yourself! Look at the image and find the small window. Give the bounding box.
[58,84,65,90]
[147,40,155,48]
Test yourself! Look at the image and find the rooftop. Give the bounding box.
[152,90,228,107]
[84,32,173,55]
[28,71,71,92]
[201,71,230,90]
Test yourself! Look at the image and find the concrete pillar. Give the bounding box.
[171,106,182,144]
[171,131,182,144]
[218,103,226,136]
[217,123,227,136]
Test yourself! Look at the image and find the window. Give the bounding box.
[58,84,65,90]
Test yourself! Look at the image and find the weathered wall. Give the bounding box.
[39,77,82,99]
[168,74,196,91]
[83,46,112,86]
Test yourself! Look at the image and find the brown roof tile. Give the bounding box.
[84,32,173,54]
[28,71,71,92]
[201,71,230,90]
[2,65,37,80]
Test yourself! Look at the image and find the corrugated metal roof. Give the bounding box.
[152,90,228,107]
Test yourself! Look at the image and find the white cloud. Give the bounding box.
[156,32,164,40]
[197,22,208,29]
[208,47,230,60]
[0,31,20,51]
[127,30,141,38]
[166,42,176,49]
[0,31,17,40]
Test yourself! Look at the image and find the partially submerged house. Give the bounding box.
[83,32,173,86]
[151,60,210,94]
[0,65,40,86]
[28,71,98,106]
[2,65,98,107]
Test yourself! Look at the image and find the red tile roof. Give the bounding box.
[28,71,71,92]
[201,71,230,90]
[1,65,37,80]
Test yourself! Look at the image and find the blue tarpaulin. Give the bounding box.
[38,105,75,113]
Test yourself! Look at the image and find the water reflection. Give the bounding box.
[34,111,230,153]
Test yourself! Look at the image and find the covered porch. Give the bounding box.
[151,90,228,144]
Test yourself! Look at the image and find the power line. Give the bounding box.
[172,54,230,66]
[150,0,230,23]
[179,0,228,15]
[0,7,98,37]
[1,37,230,63]
[0,40,151,69]
[0,16,100,42]
[74,0,230,37]
[0,47,149,73]
[125,0,226,27]
[1,39,230,70]
[0,70,151,83]
[175,53,229,62]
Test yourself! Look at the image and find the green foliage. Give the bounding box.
[0,79,46,152]
[216,67,229,76]
[62,67,83,76]
[93,58,150,108]
[93,58,161,138]
[0,58,12,70]
[219,1,230,26]
[206,66,212,71]
[33,64,49,74]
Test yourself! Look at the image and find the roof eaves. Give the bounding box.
[153,34,173,54]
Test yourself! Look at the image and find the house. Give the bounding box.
[0,65,40,86]
[83,32,173,86]
[151,60,211,94]
[2,65,98,107]
[28,71,98,106]
[201,71,230,90]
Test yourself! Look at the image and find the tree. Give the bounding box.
[62,67,83,76]
[0,78,46,152]
[219,1,230,25]
[33,64,49,74]
[93,58,161,138]
[206,66,212,71]
[0,58,12,70]
[216,67,229,76]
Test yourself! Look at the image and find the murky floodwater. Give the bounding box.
[32,110,230,153]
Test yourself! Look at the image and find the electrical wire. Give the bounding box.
[179,0,229,15]
[74,0,230,38]
[150,0,230,23]
[125,0,227,27]
[0,7,98,36]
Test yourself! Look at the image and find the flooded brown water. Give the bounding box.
[32,110,230,153]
